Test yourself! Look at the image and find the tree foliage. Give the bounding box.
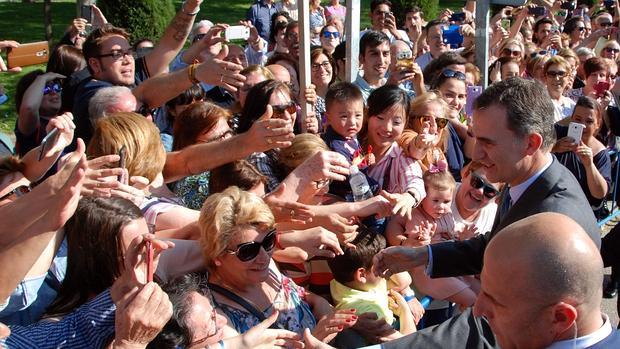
[391,0,439,27]
[98,0,174,43]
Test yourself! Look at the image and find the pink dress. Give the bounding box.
[407,208,478,300]
[325,5,346,22]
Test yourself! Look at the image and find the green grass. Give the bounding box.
[0,0,458,134]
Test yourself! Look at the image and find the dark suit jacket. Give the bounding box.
[430,157,601,277]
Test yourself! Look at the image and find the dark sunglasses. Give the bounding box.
[600,22,613,28]
[137,104,156,117]
[226,229,277,262]
[440,68,466,81]
[418,115,449,129]
[323,31,340,39]
[43,82,62,95]
[502,48,522,57]
[576,27,586,32]
[0,185,31,201]
[192,33,207,43]
[96,48,135,61]
[529,50,548,59]
[272,102,297,115]
[470,173,500,199]
[546,70,567,78]
[606,47,620,54]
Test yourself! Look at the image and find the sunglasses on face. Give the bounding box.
[192,33,207,43]
[272,102,297,116]
[502,48,522,57]
[323,31,340,39]
[440,68,466,81]
[137,104,156,117]
[606,47,620,54]
[43,82,62,95]
[418,115,449,129]
[600,22,613,28]
[0,184,31,201]
[546,70,567,78]
[226,229,277,262]
[470,173,500,199]
[529,50,548,59]
[96,48,135,61]
[576,27,586,32]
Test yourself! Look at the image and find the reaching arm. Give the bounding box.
[143,0,202,76]
[17,72,65,136]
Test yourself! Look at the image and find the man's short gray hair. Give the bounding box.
[574,47,594,59]
[88,86,133,125]
[190,20,214,42]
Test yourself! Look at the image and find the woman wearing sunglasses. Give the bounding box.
[14,70,65,157]
[199,186,357,342]
[543,56,576,123]
[563,16,586,49]
[319,25,341,55]
[428,68,470,181]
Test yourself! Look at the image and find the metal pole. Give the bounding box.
[298,0,311,132]
[345,0,360,83]
[474,0,490,88]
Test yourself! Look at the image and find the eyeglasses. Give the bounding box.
[137,104,156,117]
[226,229,277,262]
[272,102,297,116]
[0,185,31,201]
[440,68,466,81]
[323,31,340,39]
[605,47,620,54]
[470,173,500,199]
[529,50,548,59]
[96,48,135,61]
[417,115,449,129]
[502,48,522,57]
[311,61,331,71]
[546,70,567,78]
[43,82,62,95]
[192,33,207,43]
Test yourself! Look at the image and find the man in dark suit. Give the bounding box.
[304,213,617,349]
[373,77,600,279]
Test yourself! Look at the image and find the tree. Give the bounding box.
[391,0,439,27]
[97,0,175,42]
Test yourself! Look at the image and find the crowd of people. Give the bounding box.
[1,0,620,347]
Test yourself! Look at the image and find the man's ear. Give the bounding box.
[550,302,578,336]
[88,57,101,75]
[525,132,544,156]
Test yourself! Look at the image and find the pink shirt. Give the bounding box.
[368,143,426,198]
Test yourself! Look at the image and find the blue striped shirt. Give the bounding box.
[1,289,116,348]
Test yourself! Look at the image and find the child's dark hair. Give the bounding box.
[325,82,364,112]
[360,30,390,57]
[327,230,386,284]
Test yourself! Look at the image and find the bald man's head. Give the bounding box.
[266,64,291,84]
[474,213,604,349]
[488,212,602,305]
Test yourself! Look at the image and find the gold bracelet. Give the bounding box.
[187,63,199,84]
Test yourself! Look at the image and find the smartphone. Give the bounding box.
[450,12,466,22]
[225,25,250,41]
[529,6,547,17]
[7,41,49,69]
[465,86,483,119]
[594,81,611,97]
[38,128,60,161]
[441,24,464,49]
[396,50,414,72]
[80,4,93,23]
[561,1,575,10]
[551,25,560,34]
[117,145,127,182]
[567,122,585,143]
[145,240,154,283]
[501,18,512,31]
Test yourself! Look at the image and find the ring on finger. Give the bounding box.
[267,137,273,144]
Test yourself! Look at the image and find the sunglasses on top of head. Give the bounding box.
[440,68,466,81]
[470,172,500,199]
[226,228,277,262]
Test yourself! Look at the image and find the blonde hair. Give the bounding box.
[544,55,571,74]
[199,186,274,267]
[278,134,329,173]
[87,112,166,182]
